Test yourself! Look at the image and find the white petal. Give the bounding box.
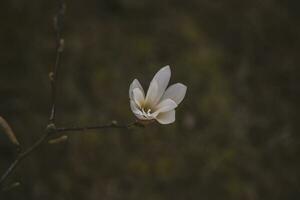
[132,88,145,107]
[162,83,187,105]
[145,80,159,106]
[150,65,171,105]
[155,110,175,124]
[152,98,177,117]
[130,101,146,120]
[129,79,144,100]
[130,100,141,115]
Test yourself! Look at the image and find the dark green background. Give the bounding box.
[1,0,299,199]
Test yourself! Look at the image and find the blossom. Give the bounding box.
[129,65,187,124]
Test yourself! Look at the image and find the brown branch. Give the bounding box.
[49,0,66,123]
[0,121,138,188]
[1,182,20,192]
[0,132,49,187]
[0,0,66,189]
[56,121,139,133]
[0,0,144,191]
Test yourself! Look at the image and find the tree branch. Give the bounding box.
[0,132,49,187]
[0,0,143,191]
[0,121,138,188]
[56,121,139,133]
[49,0,66,123]
[0,0,66,189]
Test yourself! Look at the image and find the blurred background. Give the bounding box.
[0,0,299,199]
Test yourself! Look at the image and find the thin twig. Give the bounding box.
[0,121,138,187]
[1,182,20,192]
[49,0,66,123]
[0,0,66,188]
[0,132,49,186]
[56,121,139,133]
[0,0,143,190]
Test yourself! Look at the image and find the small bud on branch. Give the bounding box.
[1,182,21,192]
[48,135,68,144]
[0,116,20,147]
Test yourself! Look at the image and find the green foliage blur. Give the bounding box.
[1,0,299,199]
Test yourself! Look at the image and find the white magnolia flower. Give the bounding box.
[129,65,187,124]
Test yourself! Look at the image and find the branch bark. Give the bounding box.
[0,0,66,189]
[0,132,49,187]
[56,121,139,133]
[0,122,138,188]
[49,0,66,123]
[0,0,142,190]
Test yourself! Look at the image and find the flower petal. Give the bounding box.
[152,98,177,117]
[155,110,175,124]
[129,79,144,100]
[133,88,145,108]
[150,65,171,105]
[162,83,187,105]
[130,100,146,120]
[145,80,159,106]
[130,100,141,115]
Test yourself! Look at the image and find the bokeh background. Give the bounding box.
[1,0,299,199]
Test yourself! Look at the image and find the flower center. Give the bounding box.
[141,108,152,118]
